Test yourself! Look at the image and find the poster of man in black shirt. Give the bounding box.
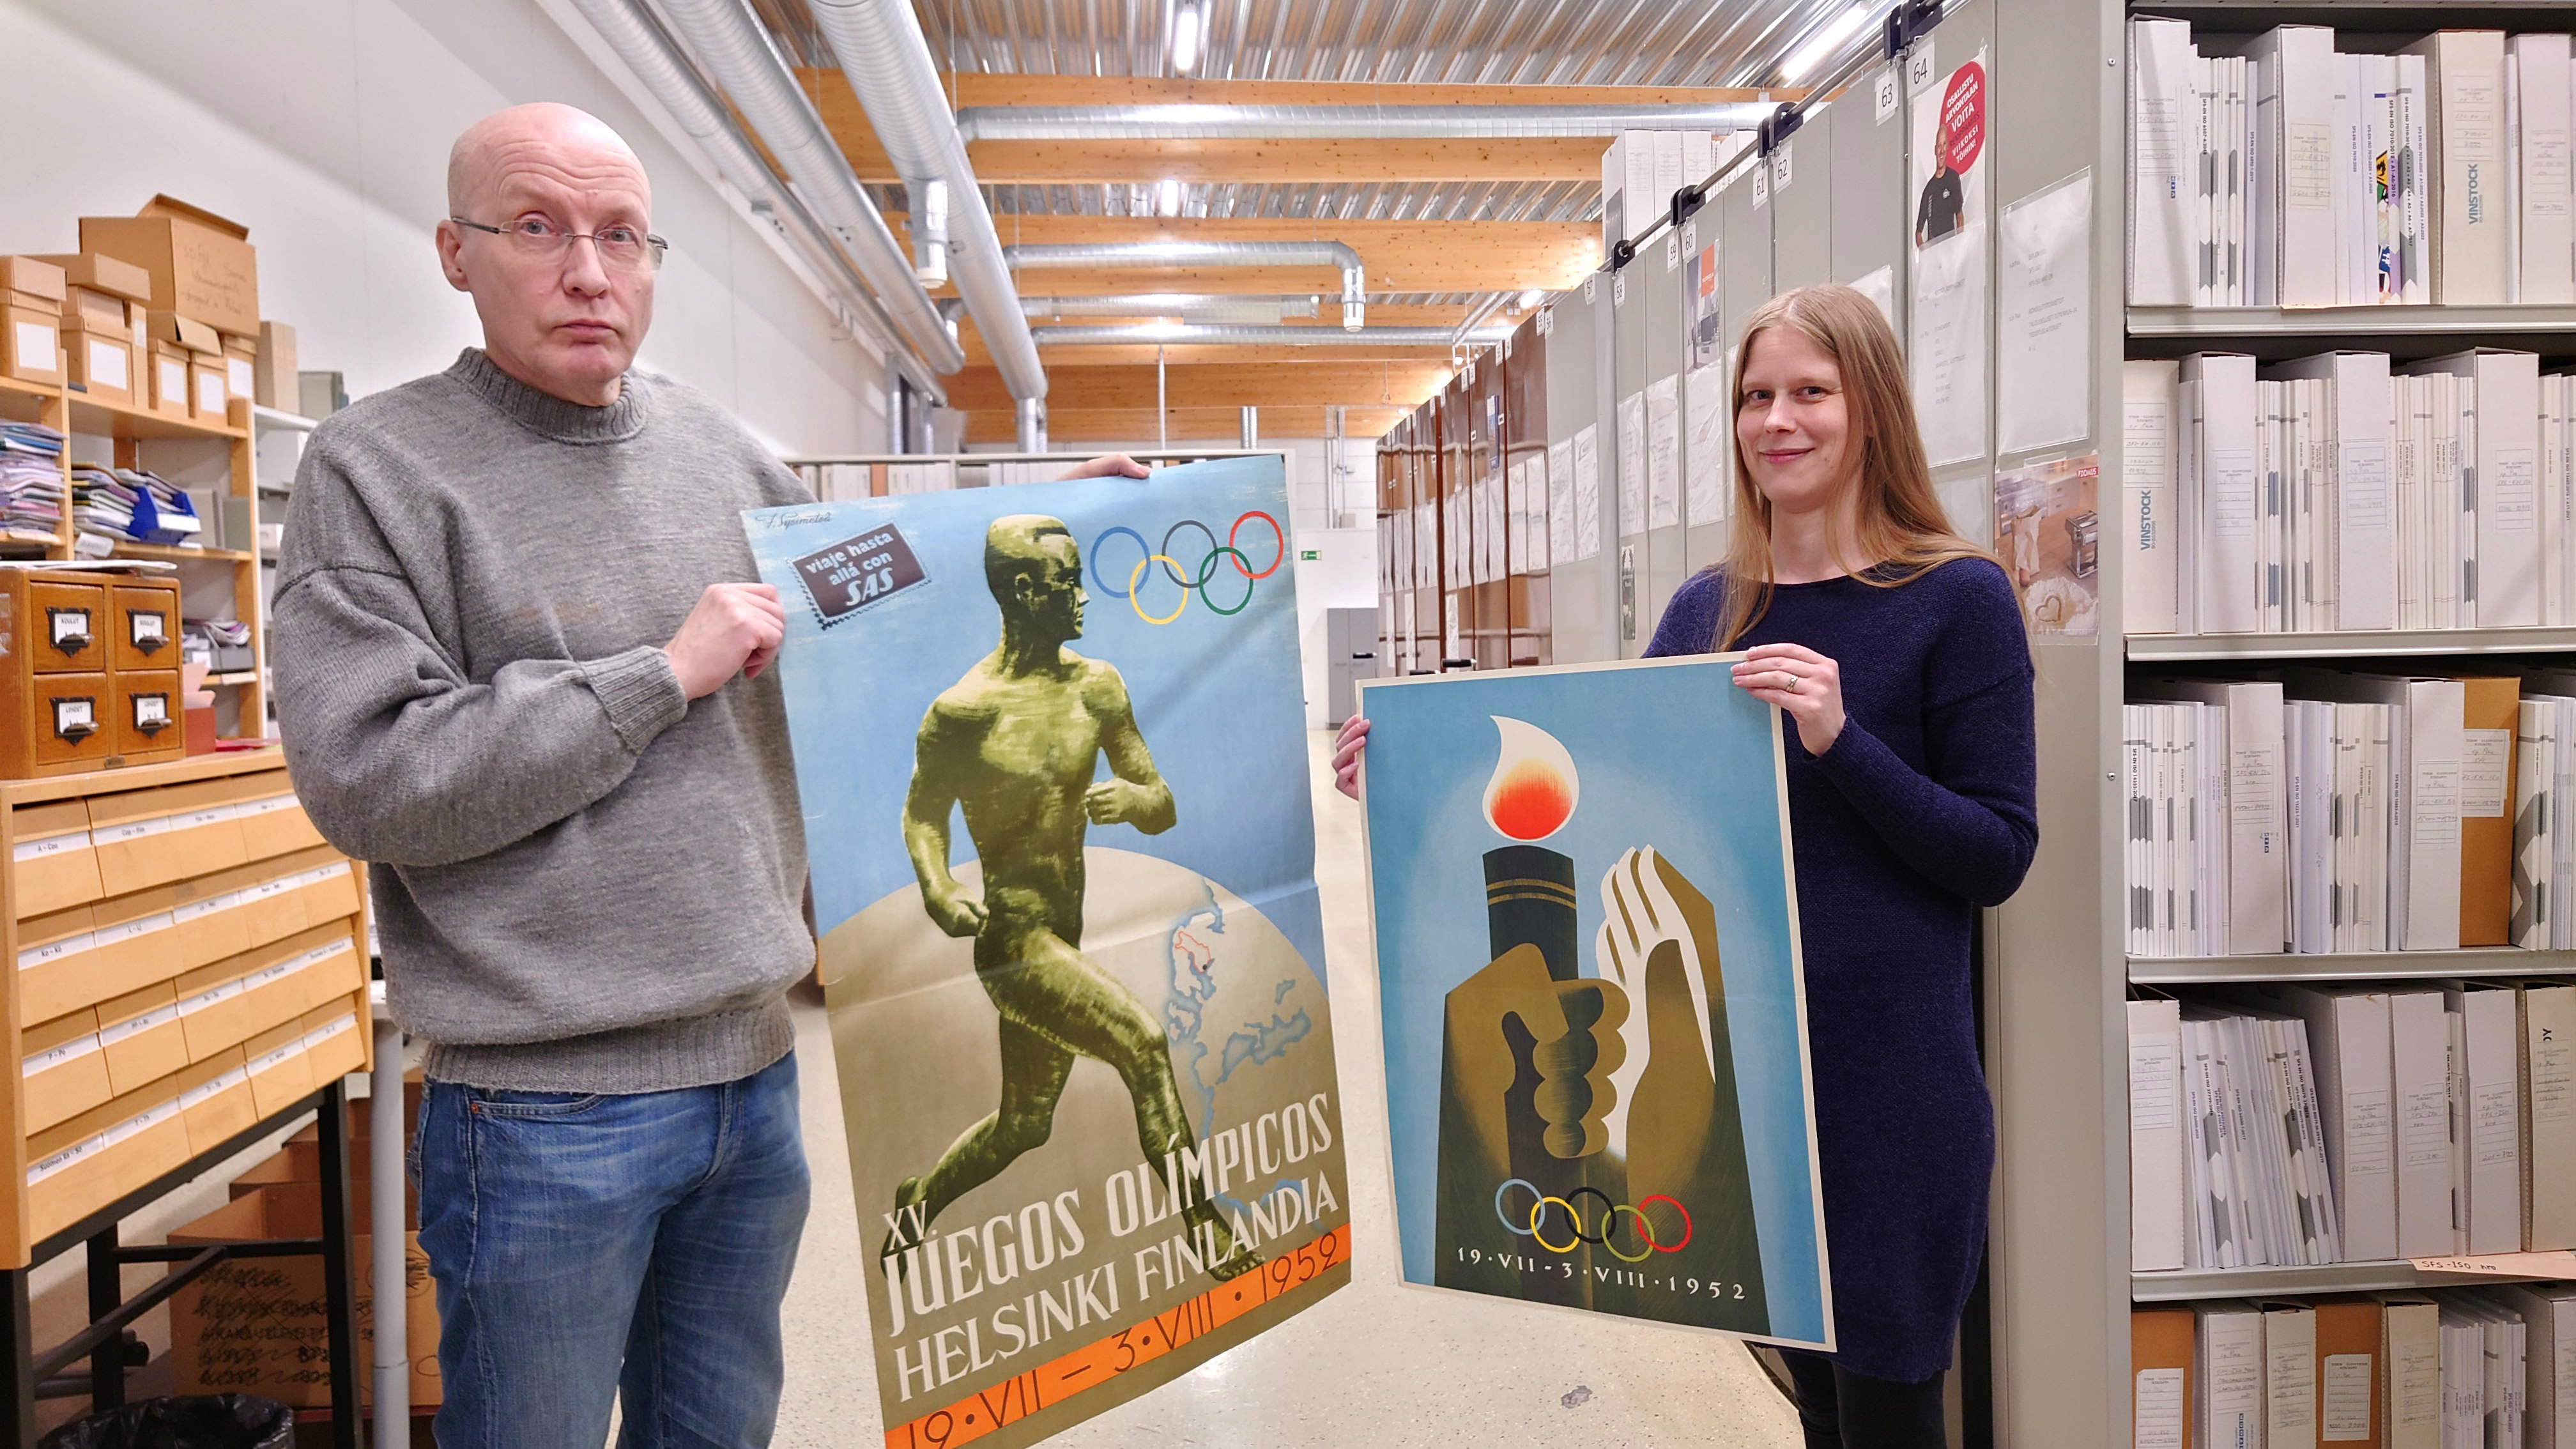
[1915,121,1966,247]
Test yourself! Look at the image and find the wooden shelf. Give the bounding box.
[63,392,243,443]
[2135,1261,2576,1301]
[2127,627,2576,661]
[2130,949,2576,984]
[110,541,252,565]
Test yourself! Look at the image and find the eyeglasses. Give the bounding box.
[450,216,669,272]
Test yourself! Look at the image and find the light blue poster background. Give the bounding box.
[741,456,1324,977]
[1358,659,1826,1345]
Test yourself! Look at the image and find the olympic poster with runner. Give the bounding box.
[1354,657,1832,1350]
[744,456,1351,1449]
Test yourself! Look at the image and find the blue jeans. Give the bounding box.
[411,1051,810,1449]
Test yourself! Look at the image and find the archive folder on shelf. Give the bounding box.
[2134,679,2289,954]
[2243,983,2398,1262]
[2126,358,2182,636]
[2285,670,2465,951]
[2524,981,2576,1250]
[2457,676,2522,946]
[2385,990,2455,1259]
[2199,1302,2266,1449]
[2263,1300,2320,1449]
[2135,1306,2196,1449]
[2315,1296,2386,1448]
[2377,1291,2442,1449]
[2401,30,2511,305]
[2184,353,2264,634]
[2445,983,2522,1254]
[2244,25,2340,308]
[2481,1281,2576,1445]
[2509,32,2575,305]
[2132,17,2199,307]
[2267,353,2396,632]
[2404,350,2543,627]
[2131,996,2189,1272]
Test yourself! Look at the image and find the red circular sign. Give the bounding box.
[1940,60,1987,174]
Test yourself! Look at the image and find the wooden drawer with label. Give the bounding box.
[0,570,188,778]
[109,585,177,672]
[1,753,369,1268]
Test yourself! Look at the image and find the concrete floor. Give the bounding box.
[31,730,1805,1446]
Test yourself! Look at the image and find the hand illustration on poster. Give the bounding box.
[744,457,1350,1449]
[1358,659,1832,1349]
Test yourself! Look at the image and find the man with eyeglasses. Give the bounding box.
[271,102,1140,1448]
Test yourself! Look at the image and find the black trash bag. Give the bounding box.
[37,1394,294,1449]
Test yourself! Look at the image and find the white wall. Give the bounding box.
[0,0,887,455]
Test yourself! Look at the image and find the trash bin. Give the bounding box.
[37,1393,294,1449]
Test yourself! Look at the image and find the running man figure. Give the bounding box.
[889,514,1252,1275]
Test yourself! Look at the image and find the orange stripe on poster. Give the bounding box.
[885,1223,1351,1449]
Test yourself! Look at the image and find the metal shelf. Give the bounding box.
[2127,627,2576,661]
[249,404,318,434]
[2135,1260,2576,1301]
[2129,303,2576,337]
[2130,949,2576,984]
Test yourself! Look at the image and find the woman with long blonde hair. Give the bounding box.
[1653,283,2035,1445]
[1334,282,2035,1447]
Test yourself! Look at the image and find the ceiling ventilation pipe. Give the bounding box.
[807,0,1052,450]
[1003,241,1368,329]
[955,102,1774,142]
[566,0,949,399]
[1019,294,1321,323]
[652,0,963,375]
[1031,323,1510,347]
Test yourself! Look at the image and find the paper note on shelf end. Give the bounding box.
[2404,1249,2576,1276]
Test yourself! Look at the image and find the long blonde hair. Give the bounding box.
[1710,284,1998,651]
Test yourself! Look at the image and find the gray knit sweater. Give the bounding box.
[272,349,813,1092]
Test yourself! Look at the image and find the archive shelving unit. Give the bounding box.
[0,374,270,736]
[1992,0,2576,1444]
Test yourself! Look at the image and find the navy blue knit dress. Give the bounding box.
[1645,559,2036,1384]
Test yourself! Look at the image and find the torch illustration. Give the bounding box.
[1482,716,1582,982]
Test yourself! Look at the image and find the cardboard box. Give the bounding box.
[22,1008,110,1135]
[147,340,190,418]
[67,286,128,334]
[190,352,227,422]
[173,1046,255,1151]
[167,1183,438,1408]
[17,901,100,1022]
[0,256,66,311]
[4,303,63,385]
[96,979,188,1095]
[252,320,295,409]
[62,321,134,404]
[80,197,259,337]
[145,310,220,356]
[13,797,104,917]
[31,252,152,307]
[219,334,254,406]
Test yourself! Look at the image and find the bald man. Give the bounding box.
[273,103,1142,1449]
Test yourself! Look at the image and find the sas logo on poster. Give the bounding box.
[791,526,930,629]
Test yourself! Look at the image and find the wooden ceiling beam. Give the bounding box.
[971,404,1415,445]
[891,214,1598,295]
[947,362,1453,413]
[802,70,1783,183]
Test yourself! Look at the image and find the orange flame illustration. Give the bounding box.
[1482,716,1579,842]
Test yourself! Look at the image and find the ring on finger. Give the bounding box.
[1780,670,1800,693]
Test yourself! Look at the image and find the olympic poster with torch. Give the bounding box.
[743,456,1349,1449]
[1356,657,1831,1348]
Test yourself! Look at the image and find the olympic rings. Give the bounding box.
[1090,526,1152,599]
[1228,510,1285,579]
[1494,1178,1694,1257]
[1086,512,1284,625]
[1128,557,1190,625]
[1160,520,1220,589]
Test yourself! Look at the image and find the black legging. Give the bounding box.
[1777,1350,1947,1449]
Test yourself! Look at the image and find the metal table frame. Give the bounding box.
[0,1082,362,1448]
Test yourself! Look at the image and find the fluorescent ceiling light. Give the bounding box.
[1517,288,1546,310]
[1173,1,1202,73]
[1782,4,1871,83]
[1158,178,1184,215]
